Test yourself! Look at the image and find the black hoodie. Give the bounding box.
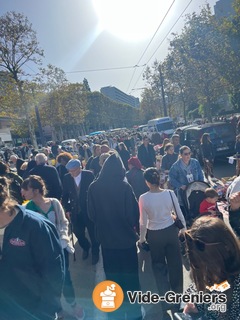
[87,153,139,249]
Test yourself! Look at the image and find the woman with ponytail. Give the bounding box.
[139,168,186,319]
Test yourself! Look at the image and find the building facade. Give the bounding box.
[0,117,12,146]
[100,86,140,108]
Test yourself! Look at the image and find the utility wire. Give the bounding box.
[25,64,37,74]
[130,0,194,94]
[126,0,175,93]
[65,64,146,74]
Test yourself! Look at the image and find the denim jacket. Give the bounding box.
[169,158,204,192]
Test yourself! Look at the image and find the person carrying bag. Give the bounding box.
[139,168,186,319]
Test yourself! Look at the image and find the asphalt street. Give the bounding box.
[2,157,235,320]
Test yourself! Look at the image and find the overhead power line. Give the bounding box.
[130,0,194,94]
[126,0,176,93]
[65,64,146,74]
[145,0,193,65]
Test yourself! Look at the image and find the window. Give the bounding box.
[156,122,173,131]
[203,124,234,139]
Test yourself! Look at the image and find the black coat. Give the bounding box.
[89,156,101,176]
[200,142,215,161]
[126,167,149,200]
[56,164,68,184]
[137,143,156,168]
[88,153,139,249]
[161,153,178,171]
[119,149,130,170]
[16,158,25,178]
[29,164,62,200]
[62,170,94,219]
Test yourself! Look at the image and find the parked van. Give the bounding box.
[61,139,77,147]
[180,122,236,161]
[147,117,174,136]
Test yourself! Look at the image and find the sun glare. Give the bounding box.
[92,0,171,42]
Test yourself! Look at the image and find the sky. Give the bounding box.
[0,0,219,99]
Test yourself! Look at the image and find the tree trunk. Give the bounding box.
[51,127,57,142]
[58,126,63,141]
[159,65,168,117]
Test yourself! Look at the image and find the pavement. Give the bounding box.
[65,157,234,320]
[3,157,235,319]
[63,237,192,320]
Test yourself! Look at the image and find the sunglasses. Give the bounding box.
[185,230,221,252]
[183,152,191,156]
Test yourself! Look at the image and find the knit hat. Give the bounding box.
[66,159,81,170]
[128,157,142,170]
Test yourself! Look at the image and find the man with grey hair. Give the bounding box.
[9,154,25,178]
[28,153,62,199]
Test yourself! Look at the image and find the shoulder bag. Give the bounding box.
[169,191,185,229]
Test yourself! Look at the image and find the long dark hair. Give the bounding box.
[185,216,240,292]
[201,133,211,145]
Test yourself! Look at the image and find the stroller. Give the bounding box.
[181,181,223,227]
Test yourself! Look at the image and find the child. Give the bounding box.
[199,188,219,216]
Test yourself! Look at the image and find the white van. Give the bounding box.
[147,117,174,136]
[61,139,77,147]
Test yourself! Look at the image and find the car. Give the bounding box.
[179,122,236,162]
[192,118,203,125]
[88,131,106,136]
[60,139,77,147]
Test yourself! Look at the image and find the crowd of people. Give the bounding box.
[0,128,240,320]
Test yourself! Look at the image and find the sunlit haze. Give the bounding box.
[92,0,172,41]
[0,0,218,98]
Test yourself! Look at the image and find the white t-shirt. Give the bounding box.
[226,176,240,201]
[139,189,186,243]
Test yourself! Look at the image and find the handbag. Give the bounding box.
[137,241,150,252]
[169,191,185,230]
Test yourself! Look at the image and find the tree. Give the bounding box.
[0,11,44,147]
[140,88,161,123]
[34,64,69,141]
[163,52,198,124]
[83,78,91,92]
[36,64,68,92]
[218,0,240,108]
[161,5,233,121]
[142,62,166,116]
[0,71,22,116]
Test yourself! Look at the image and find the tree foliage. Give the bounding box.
[0,11,44,147]
[141,3,240,122]
[139,88,161,123]
[83,78,91,92]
